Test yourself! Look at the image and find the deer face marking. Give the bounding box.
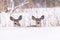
[10,15,22,26]
[32,15,44,26]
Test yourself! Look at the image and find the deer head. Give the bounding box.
[32,15,44,26]
[10,15,22,26]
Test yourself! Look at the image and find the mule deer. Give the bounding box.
[10,15,22,27]
[28,15,44,27]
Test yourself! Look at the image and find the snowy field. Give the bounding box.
[0,7,60,27]
[0,0,60,40]
[0,27,60,40]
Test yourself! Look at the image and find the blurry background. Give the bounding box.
[0,0,60,12]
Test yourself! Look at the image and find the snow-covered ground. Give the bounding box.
[0,7,60,27]
[0,27,60,40]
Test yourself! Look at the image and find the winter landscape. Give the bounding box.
[0,0,60,40]
[0,0,60,27]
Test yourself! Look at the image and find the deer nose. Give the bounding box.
[37,22,40,24]
[14,23,16,24]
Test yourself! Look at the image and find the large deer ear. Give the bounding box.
[41,15,44,20]
[32,16,36,20]
[10,16,14,21]
[18,15,22,20]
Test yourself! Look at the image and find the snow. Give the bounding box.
[0,7,60,27]
[0,27,60,40]
[0,0,60,40]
